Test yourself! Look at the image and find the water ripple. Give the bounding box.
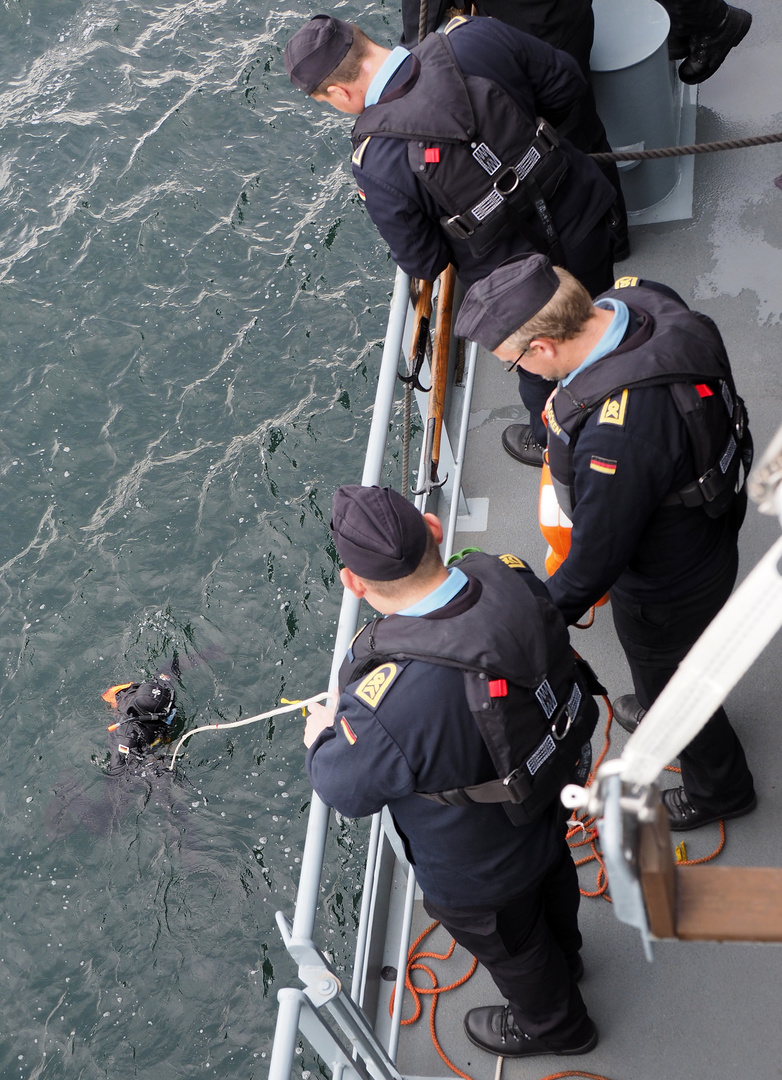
[0,1,389,1075]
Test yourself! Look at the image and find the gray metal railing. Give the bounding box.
[268,267,479,1080]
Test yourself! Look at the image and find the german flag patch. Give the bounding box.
[590,456,617,476]
[354,662,400,710]
[339,717,358,745]
[598,388,628,427]
[613,275,639,289]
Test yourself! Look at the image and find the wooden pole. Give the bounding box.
[429,265,456,480]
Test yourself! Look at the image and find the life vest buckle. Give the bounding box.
[502,767,520,787]
[493,164,519,196]
[535,117,559,152]
[551,705,574,741]
[443,212,475,239]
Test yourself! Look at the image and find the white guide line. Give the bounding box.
[168,691,329,771]
[620,534,782,789]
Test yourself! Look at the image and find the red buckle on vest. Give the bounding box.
[488,679,508,698]
[424,147,440,163]
[695,383,714,397]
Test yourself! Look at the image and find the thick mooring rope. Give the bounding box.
[591,130,782,164]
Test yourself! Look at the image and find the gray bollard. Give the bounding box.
[591,0,679,212]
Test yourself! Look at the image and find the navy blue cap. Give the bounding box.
[455,254,560,350]
[285,15,354,94]
[330,485,428,581]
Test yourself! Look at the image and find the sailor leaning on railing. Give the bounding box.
[303,483,603,1060]
[284,11,622,463]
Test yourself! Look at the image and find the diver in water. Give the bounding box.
[103,673,179,779]
[44,648,227,842]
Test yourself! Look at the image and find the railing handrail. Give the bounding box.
[288,266,411,945]
[271,267,480,1080]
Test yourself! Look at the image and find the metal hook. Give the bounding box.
[398,317,431,392]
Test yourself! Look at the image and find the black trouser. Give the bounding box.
[423,841,588,1042]
[516,225,614,444]
[658,0,727,37]
[610,549,754,813]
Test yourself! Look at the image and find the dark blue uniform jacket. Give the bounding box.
[306,572,563,908]
[545,282,741,625]
[352,17,615,285]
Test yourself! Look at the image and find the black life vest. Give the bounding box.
[338,552,602,824]
[351,18,568,261]
[546,281,753,519]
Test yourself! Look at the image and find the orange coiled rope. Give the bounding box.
[567,696,727,893]
[390,921,615,1080]
[536,1073,614,1080]
[567,694,614,900]
[389,920,477,1080]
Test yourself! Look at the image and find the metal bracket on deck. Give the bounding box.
[563,764,657,961]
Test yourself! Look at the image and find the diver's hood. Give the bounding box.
[115,676,176,723]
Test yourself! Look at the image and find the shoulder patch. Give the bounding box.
[590,456,617,476]
[598,388,629,427]
[354,662,400,710]
[352,136,371,168]
[339,716,358,745]
[613,275,639,289]
[444,15,469,33]
[499,553,527,570]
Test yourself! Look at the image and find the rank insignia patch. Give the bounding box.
[354,663,400,709]
[613,275,639,289]
[590,456,617,476]
[352,136,372,168]
[598,388,628,427]
[339,717,358,745]
[499,553,527,570]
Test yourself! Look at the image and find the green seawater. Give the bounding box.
[0,1,406,1075]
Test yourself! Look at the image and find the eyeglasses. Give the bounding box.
[504,345,531,373]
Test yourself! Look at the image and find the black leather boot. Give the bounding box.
[464,1005,598,1058]
[501,423,545,467]
[678,5,751,84]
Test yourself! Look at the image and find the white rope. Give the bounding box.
[619,534,782,789]
[167,691,330,771]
